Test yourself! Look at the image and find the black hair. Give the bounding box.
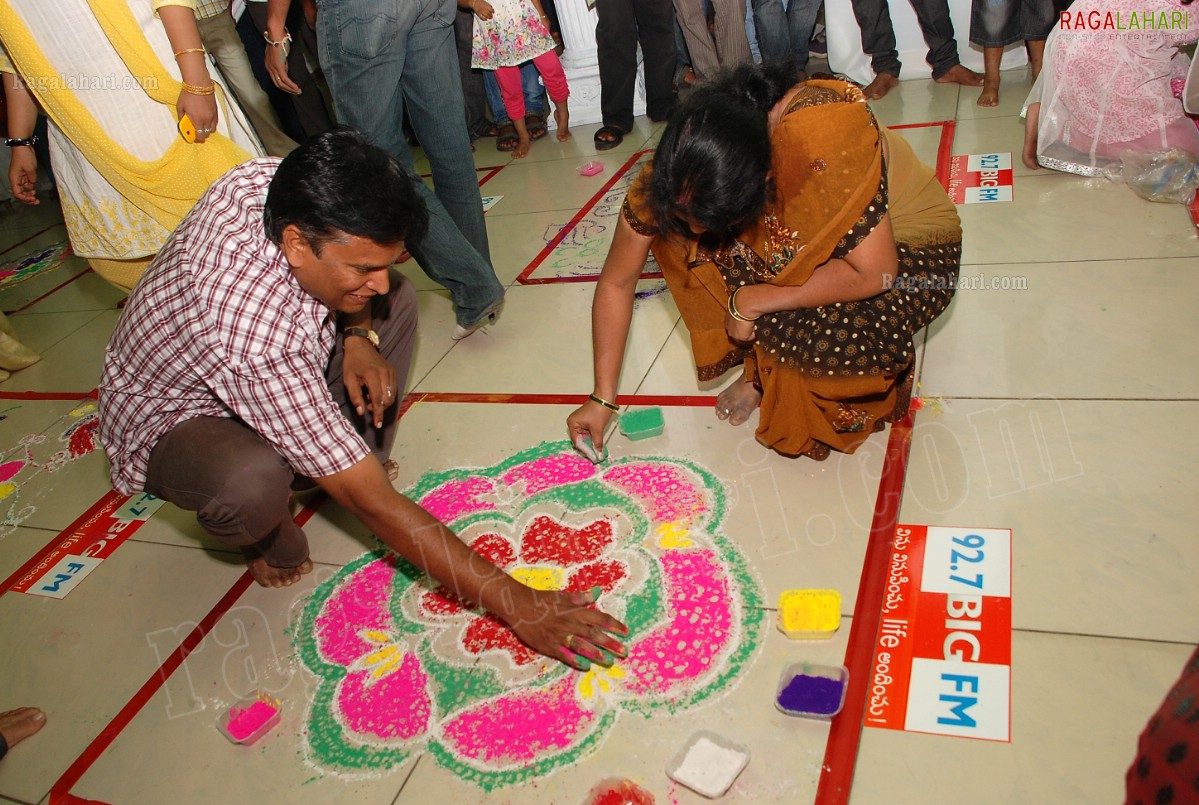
[264,126,429,253]
[650,60,803,240]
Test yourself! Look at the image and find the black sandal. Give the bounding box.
[525,113,548,140]
[593,125,624,151]
[496,122,518,152]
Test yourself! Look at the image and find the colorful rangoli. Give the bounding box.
[0,241,74,290]
[294,441,764,790]
[0,401,99,534]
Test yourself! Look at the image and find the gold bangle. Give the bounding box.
[727,286,758,322]
[173,47,206,59]
[181,81,216,96]
[588,393,619,412]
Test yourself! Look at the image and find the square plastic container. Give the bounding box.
[776,588,842,639]
[216,692,282,746]
[775,662,849,720]
[578,160,605,176]
[619,407,664,441]
[665,729,751,798]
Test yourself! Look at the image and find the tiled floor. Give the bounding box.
[1,69,1196,805]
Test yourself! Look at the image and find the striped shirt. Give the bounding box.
[99,158,369,493]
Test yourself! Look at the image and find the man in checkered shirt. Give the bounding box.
[99,129,627,670]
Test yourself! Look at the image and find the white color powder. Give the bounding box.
[671,736,748,797]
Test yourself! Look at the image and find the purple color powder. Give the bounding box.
[777,673,844,715]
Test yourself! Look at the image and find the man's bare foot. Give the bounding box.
[977,76,1000,107]
[715,380,762,426]
[863,73,899,100]
[383,459,399,482]
[0,707,45,752]
[247,557,313,588]
[935,64,984,88]
[554,103,571,142]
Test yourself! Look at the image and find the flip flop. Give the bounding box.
[593,125,624,151]
[496,122,518,152]
[525,113,548,140]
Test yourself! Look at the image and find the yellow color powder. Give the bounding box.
[778,589,842,638]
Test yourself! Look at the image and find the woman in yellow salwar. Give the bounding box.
[567,62,961,460]
[0,0,261,292]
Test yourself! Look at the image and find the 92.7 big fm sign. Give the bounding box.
[866,525,1012,742]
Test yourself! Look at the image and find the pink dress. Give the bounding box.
[1024,0,1199,176]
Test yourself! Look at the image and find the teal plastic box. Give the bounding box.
[619,407,664,440]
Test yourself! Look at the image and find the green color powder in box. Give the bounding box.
[619,407,665,440]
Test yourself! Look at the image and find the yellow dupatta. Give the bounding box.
[0,0,251,233]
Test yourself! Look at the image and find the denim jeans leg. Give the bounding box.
[320,0,503,327]
[521,62,547,118]
[750,0,790,64]
[786,0,822,71]
[850,0,903,76]
[484,70,509,124]
[909,0,961,78]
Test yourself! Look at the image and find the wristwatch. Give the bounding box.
[344,327,380,348]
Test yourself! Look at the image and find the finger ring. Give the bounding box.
[564,633,576,651]
[385,386,393,397]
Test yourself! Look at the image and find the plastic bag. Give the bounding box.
[1103,149,1199,205]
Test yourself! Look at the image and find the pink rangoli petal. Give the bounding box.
[314,559,396,666]
[418,476,497,522]
[501,452,596,496]
[623,550,734,695]
[602,463,708,524]
[338,653,431,740]
[442,679,594,763]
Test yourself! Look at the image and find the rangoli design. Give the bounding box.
[294,441,764,789]
[0,241,74,290]
[0,401,99,534]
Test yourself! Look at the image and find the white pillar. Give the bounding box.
[550,0,645,128]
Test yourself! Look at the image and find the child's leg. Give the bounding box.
[494,65,533,157]
[1022,101,1040,170]
[533,50,571,142]
[977,45,1001,107]
[1026,38,1045,84]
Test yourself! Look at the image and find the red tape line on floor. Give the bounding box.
[816,413,915,804]
[47,496,327,803]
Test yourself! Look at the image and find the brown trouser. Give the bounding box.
[143,274,418,567]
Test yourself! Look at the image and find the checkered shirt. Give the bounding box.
[99,158,369,493]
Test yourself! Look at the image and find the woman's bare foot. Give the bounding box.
[1023,102,1041,170]
[863,72,899,100]
[935,64,984,88]
[383,459,399,482]
[977,76,1000,107]
[0,707,45,753]
[715,380,761,426]
[554,101,571,142]
[246,557,314,588]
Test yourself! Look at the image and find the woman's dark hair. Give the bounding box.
[264,126,429,253]
[650,60,803,240]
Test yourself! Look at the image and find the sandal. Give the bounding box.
[496,122,518,152]
[525,113,548,140]
[593,125,624,151]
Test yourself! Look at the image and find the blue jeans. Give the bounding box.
[483,63,546,126]
[751,0,822,69]
[317,0,504,326]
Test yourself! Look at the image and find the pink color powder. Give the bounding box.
[603,464,708,524]
[442,679,593,763]
[227,700,277,741]
[502,453,596,495]
[418,477,497,521]
[624,550,733,694]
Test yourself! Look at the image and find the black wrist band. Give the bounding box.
[5,135,39,148]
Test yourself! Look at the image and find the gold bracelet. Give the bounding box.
[173,47,206,59]
[588,393,619,412]
[181,81,216,96]
[727,286,758,322]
